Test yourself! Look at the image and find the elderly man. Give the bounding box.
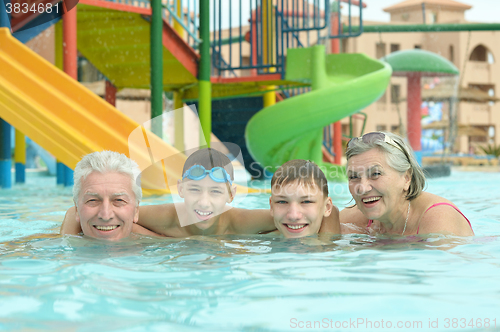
[69,150,156,240]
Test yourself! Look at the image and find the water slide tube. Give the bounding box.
[0,28,255,195]
[245,45,392,180]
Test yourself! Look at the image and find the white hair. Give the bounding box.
[73,151,142,206]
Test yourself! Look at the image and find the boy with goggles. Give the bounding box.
[61,148,339,237]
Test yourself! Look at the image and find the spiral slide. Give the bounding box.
[0,28,257,195]
[245,45,392,180]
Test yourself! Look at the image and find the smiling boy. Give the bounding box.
[270,159,340,238]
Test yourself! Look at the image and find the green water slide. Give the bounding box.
[245,45,392,180]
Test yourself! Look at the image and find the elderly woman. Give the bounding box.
[340,132,474,236]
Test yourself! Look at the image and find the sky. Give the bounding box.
[359,0,500,23]
[215,0,500,31]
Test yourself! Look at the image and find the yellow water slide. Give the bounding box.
[0,28,224,195]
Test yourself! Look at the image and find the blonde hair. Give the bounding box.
[271,159,328,197]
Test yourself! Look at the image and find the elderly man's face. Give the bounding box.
[76,172,139,241]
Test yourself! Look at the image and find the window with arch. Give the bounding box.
[469,44,495,64]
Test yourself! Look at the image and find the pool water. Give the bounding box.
[0,171,499,331]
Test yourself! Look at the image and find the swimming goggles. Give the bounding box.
[347,132,404,153]
[182,165,233,185]
[347,132,412,163]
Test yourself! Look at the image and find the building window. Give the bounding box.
[390,44,400,53]
[376,125,387,132]
[391,125,399,132]
[431,12,438,24]
[376,42,386,59]
[469,44,495,63]
[469,45,487,61]
[391,84,401,104]
[414,45,422,49]
[449,45,454,63]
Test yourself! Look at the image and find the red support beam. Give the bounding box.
[105,80,117,106]
[330,11,342,165]
[63,2,77,80]
[162,20,199,78]
[407,73,422,151]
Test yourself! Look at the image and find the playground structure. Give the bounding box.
[1,0,382,190]
[2,0,500,191]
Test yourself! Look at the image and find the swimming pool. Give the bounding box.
[0,170,499,331]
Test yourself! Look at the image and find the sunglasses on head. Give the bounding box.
[182,165,233,185]
[347,132,405,152]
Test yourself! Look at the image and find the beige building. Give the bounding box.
[340,0,499,154]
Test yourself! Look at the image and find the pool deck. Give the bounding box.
[451,165,500,172]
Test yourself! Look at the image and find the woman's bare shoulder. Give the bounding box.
[412,192,454,213]
[415,192,472,236]
[339,205,368,234]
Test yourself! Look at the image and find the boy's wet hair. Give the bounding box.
[271,159,328,197]
[182,147,234,181]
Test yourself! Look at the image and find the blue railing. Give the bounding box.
[326,0,363,39]
[162,0,200,47]
[103,0,200,48]
[211,0,330,77]
[101,0,363,78]
[210,0,364,78]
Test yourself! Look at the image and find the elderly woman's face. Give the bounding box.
[347,148,411,222]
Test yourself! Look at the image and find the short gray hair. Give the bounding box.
[346,132,426,200]
[73,151,142,206]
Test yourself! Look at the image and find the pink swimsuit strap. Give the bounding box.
[367,202,473,234]
[417,202,473,234]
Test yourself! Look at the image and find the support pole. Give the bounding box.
[0,0,10,29]
[56,163,64,185]
[151,0,163,138]
[0,120,12,188]
[330,11,342,165]
[0,2,11,188]
[262,0,276,109]
[407,73,422,164]
[173,91,185,151]
[14,130,25,183]
[199,0,211,147]
[55,20,65,185]
[105,80,117,106]
[173,0,184,37]
[311,45,328,165]
[63,2,77,186]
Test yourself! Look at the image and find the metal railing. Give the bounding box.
[99,0,363,78]
[102,0,200,48]
[211,0,330,77]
